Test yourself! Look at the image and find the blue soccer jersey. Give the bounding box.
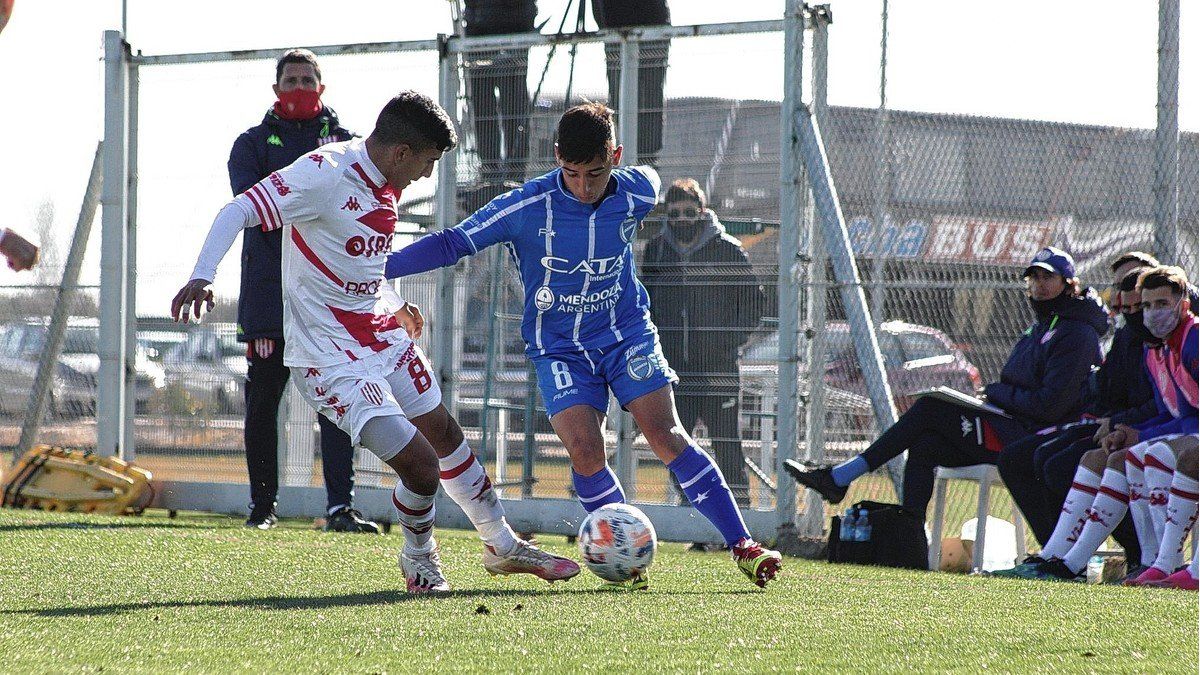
[388,166,661,357]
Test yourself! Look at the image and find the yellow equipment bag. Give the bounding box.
[1,445,153,515]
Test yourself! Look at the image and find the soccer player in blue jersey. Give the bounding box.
[385,102,782,588]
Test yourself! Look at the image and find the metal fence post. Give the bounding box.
[799,5,831,538]
[17,144,104,460]
[123,56,140,460]
[1153,0,1179,264]
[869,0,891,323]
[99,30,130,458]
[776,0,805,529]
[613,33,641,488]
[436,34,462,415]
[795,103,901,468]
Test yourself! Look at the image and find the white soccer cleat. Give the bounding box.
[482,540,581,583]
[399,545,451,594]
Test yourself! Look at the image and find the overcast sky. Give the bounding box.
[0,0,1194,313]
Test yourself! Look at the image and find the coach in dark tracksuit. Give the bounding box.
[787,247,1109,517]
[228,49,376,532]
[642,179,766,505]
[997,268,1157,556]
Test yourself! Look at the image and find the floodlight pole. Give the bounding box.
[1153,0,1179,266]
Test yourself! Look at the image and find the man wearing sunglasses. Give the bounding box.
[641,179,767,508]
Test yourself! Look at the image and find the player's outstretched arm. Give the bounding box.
[171,200,255,322]
[384,228,475,279]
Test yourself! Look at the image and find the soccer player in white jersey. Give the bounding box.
[172,91,579,594]
[384,103,783,588]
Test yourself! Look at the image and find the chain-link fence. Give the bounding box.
[5,7,1196,551]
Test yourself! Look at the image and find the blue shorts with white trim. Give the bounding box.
[532,332,678,418]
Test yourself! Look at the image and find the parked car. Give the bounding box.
[740,320,982,414]
[161,324,247,416]
[0,318,166,418]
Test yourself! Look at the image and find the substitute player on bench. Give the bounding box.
[172,91,578,593]
[383,102,782,588]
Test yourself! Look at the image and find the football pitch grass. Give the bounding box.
[1,509,1195,673]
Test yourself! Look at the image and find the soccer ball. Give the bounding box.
[577,503,657,582]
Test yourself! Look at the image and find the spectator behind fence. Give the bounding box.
[226,49,377,533]
[784,246,1109,519]
[592,0,670,168]
[641,178,766,506]
[995,264,1157,572]
[463,0,536,191]
[0,228,38,272]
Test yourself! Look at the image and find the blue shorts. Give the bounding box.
[532,333,678,418]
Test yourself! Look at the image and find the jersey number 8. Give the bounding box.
[550,361,573,390]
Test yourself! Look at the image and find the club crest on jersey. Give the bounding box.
[619,216,638,244]
[627,352,660,382]
[534,286,555,312]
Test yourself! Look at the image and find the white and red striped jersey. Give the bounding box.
[234,138,407,367]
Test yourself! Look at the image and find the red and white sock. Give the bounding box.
[1062,467,1130,573]
[1125,444,1160,567]
[1151,471,1199,573]
[392,482,436,553]
[439,441,518,555]
[1144,441,1177,543]
[1041,466,1101,559]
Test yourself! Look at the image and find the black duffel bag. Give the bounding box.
[826,500,929,571]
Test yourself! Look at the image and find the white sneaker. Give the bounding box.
[482,539,581,582]
[399,545,451,594]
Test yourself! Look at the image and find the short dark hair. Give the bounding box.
[1137,265,1189,296]
[276,48,321,83]
[1118,266,1151,293]
[370,91,458,152]
[1111,251,1159,273]
[665,178,707,210]
[556,102,615,163]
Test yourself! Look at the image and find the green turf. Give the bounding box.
[1,509,1195,673]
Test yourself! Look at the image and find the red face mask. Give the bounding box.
[274,89,322,121]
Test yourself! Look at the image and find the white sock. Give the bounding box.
[1152,472,1199,573]
[1144,441,1176,544]
[392,482,436,553]
[1041,466,1101,560]
[438,441,518,554]
[1125,443,1160,567]
[1062,467,1130,573]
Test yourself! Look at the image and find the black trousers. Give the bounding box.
[676,391,748,504]
[468,48,530,185]
[860,397,1029,516]
[603,39,669,166]
[997,424,1142,562]
[244,338,354,511]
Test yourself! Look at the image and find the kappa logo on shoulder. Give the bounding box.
[341,196,362,211]
[308,153,324,167]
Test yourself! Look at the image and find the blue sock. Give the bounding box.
[668,446,750,548]
[572,465,626,513]
[830,456,869,487]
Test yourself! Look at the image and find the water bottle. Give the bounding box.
[1086,555,1105,584]
[852,508,871,542]
[839,508,855,541]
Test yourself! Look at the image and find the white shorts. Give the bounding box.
[289,339,442,458]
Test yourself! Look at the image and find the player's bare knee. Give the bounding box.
[1177,446,1199,478]
[1168,434,1199,457]
[564,437,607,475]
[1079,448,1107,472]
[387,435,440,495]
[412,405,463,456]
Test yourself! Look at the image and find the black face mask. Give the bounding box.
[1123,310,1162,345]
[1027,289,1072,320]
